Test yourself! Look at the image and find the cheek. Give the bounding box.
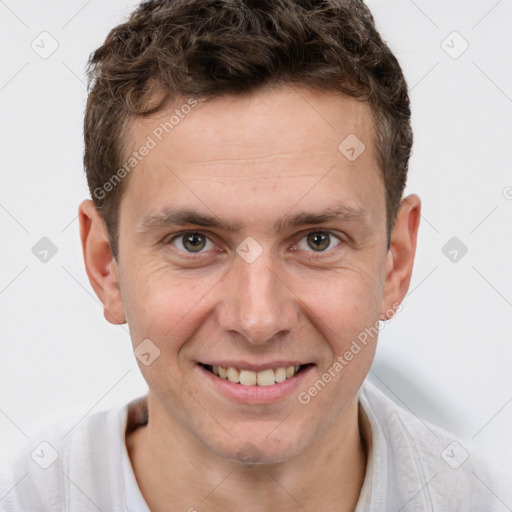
[296,265,383,339]
[121,261,218,343]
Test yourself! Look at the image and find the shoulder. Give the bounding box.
[0,398,144,512]
[358,379,501,511]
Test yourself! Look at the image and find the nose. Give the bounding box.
[216,248,299,346]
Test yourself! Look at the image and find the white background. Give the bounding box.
[1,0,511,506]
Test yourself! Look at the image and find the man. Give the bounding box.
[0,0,498,510]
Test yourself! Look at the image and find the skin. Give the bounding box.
[79,85,420,512]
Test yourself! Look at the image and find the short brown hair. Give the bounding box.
[84,0,412,260]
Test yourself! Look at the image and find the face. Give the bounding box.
[94,86,406,464]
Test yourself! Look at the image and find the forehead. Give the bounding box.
[119,85,383,228]
[128,85,376,164]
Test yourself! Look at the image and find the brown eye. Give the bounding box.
[306,232,331,251]
[295,231,341,254]
[171,232,213,253]
[183,233,206,252]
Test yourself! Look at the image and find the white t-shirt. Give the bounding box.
[0,380,501,511]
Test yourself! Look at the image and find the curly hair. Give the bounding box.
[84,0,412,260]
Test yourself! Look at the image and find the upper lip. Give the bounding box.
[199,361,312,371]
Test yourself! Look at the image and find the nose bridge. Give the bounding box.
[217,246,297,345]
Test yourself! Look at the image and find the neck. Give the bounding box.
[126,392,368,512]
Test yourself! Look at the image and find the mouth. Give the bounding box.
[198,363,314,387]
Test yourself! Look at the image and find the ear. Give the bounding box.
[78,199,126,325]
[380,194,421,320]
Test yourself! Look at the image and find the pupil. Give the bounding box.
[307,232,330,251]
[184,233,205,252]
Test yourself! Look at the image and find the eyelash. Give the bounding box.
[165,229,343,259]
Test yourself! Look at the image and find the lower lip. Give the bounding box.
[197,364,314,404]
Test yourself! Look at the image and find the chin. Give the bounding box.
[209,433,307,466]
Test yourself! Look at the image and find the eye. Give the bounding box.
[169,231,215,253]
[295,230,342,253]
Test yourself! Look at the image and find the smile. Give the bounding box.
[199,363,312,386]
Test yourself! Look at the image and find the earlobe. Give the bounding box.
[78,199,126,325]
[380,194,421,321]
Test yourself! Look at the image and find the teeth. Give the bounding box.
[209,364,304,386]
[226,367,240,383]
[256,369,275,387]
[239,369,257,385]
[274,367,287,383]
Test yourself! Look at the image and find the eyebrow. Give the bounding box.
[137,203,369,235]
